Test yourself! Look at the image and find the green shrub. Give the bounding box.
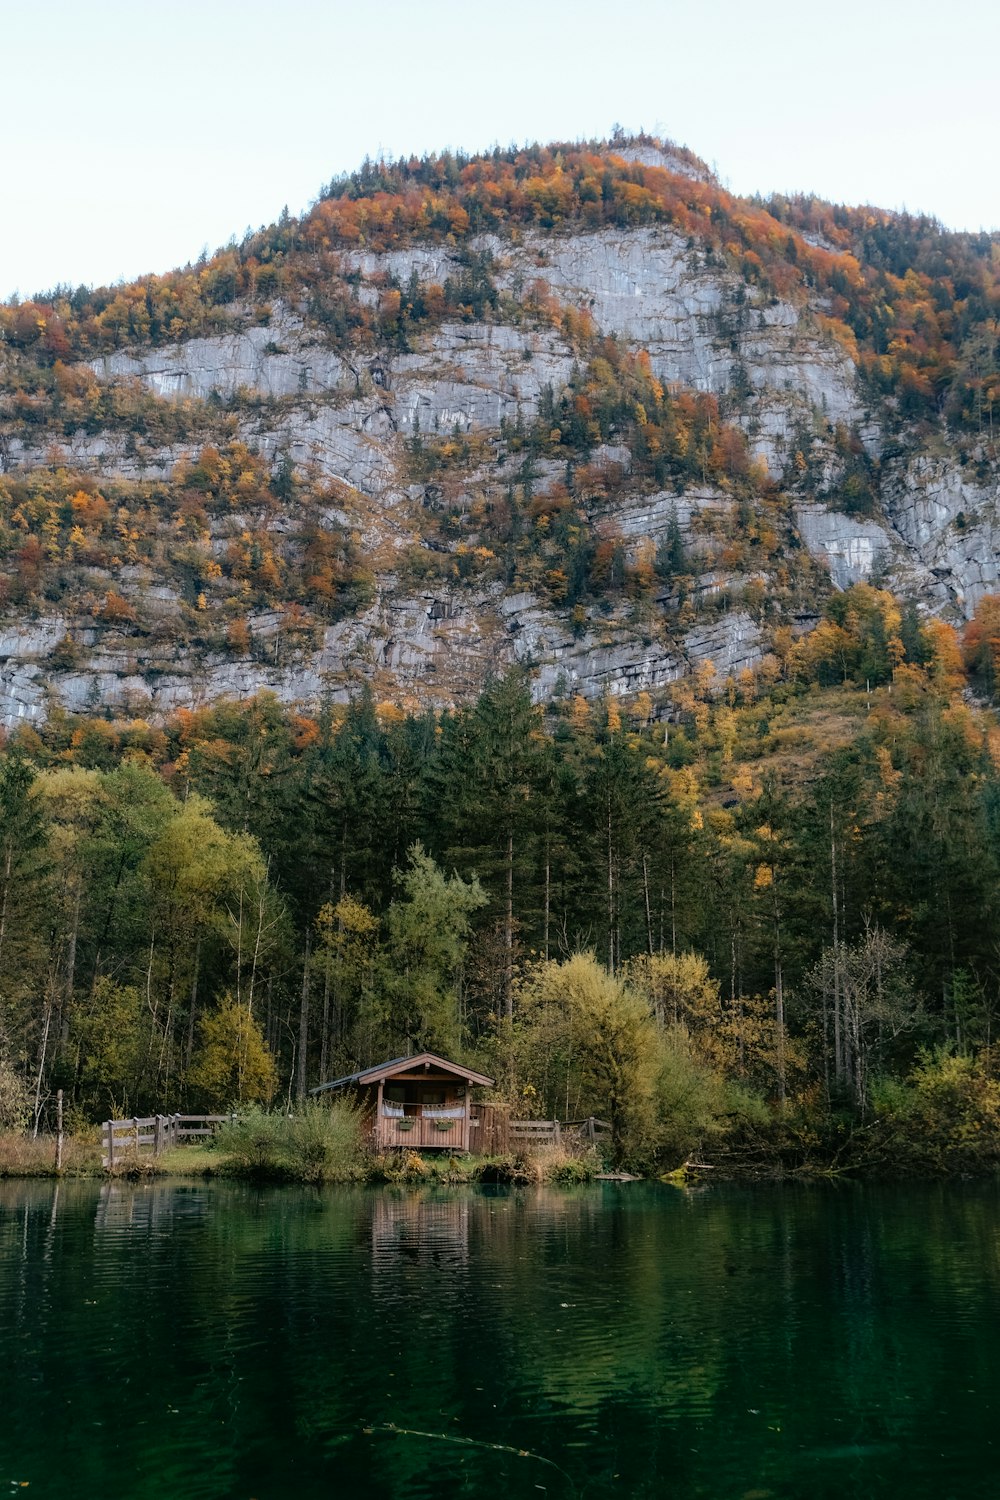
[869,1049,1000,1173]
[472,1147,600,1185]
[0,1057,30,1131]
[215,1100,365,1182]
[543,1148,601,1184]
[473,1152,534,1185]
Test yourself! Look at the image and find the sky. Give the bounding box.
[3,0,998,300]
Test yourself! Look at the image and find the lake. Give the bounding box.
[1,1178,998,1498]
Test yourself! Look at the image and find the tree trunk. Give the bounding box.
[0,838,13,979]
[773,893,786,1106]
[504,827,514,1021]
[319,961,331,1085]
[670,858,677,955]
[185,939,201,1070]
[296,928,312,1103]
[731,930,745,1073]
[774,955,786,1107]
[59,880,81,1048]
[543,831,551,964]
[32,973,56,1137]
[606,792,615,974]
[642,854,654,957]
[830,802,843,1086]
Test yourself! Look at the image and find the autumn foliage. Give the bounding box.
[2,135,997,436]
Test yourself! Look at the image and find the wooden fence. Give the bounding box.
[564,1116,611,1144]
[102,1110,609,1167]
[507,1116,610,1148]
[102,1114,230,1168]
[512,1116,614,1146]
[509,1119,562,1146]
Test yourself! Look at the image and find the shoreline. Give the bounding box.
[3,1139,999,1187]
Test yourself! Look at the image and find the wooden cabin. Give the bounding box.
[311,1053,505,1154]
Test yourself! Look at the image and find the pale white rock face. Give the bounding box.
[0,567,761,725]
[342,246,459,285]
[881,457,1000,614]
[392,321,576,434]
[529,632,681,702]
[510,596,763,700]
[6,431,189,481]
[793,503,895,589]
[496,229,867,451]
[507,228,727,390]
[259,399,400,495]
[0,618,71,659]
[682,612,762,678]
[591,485,729,556]
[0,663,47,722]
[90,315,353,402]
[612,142,715,183]
[502,593,687,702]
[42,226,868,504]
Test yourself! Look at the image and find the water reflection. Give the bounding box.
[1,1180,999,1498]
[371,1188,470,1271]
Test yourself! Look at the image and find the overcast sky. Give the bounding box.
[4,0,997,300]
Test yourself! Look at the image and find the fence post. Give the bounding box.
[106,1121,115,1170]
[55,1090,64,1172]
[153,1115,163,1157]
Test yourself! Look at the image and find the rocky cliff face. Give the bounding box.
[2,175,998,726]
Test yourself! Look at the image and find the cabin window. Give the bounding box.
[421,1089,446,1106]
[384,1084,406,1103]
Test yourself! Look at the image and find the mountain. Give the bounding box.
[2,134,999,727]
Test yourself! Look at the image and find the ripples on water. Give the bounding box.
[1,1178,998,1498]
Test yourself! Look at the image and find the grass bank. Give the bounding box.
[0,1104,604,1186]
[0,1131,101,1177]
[211,1104,603,1185]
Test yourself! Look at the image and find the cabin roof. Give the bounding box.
[310,1051,494,1095]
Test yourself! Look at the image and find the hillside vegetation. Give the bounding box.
[7,136,999,429]
[2,582,1000,1170]
[2,135,1000,1171]
[1,134,998,720]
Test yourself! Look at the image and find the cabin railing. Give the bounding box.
[380,1103,466,1118]
[373,1109,609,1155]
[102,1114,231,1168]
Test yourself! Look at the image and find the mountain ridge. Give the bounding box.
[1,134,998,725]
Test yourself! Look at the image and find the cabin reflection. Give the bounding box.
[371,1191,470,1274]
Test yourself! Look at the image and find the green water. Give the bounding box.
[1,1179,998,1498]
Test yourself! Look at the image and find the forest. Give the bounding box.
[3,576,1000,1172]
